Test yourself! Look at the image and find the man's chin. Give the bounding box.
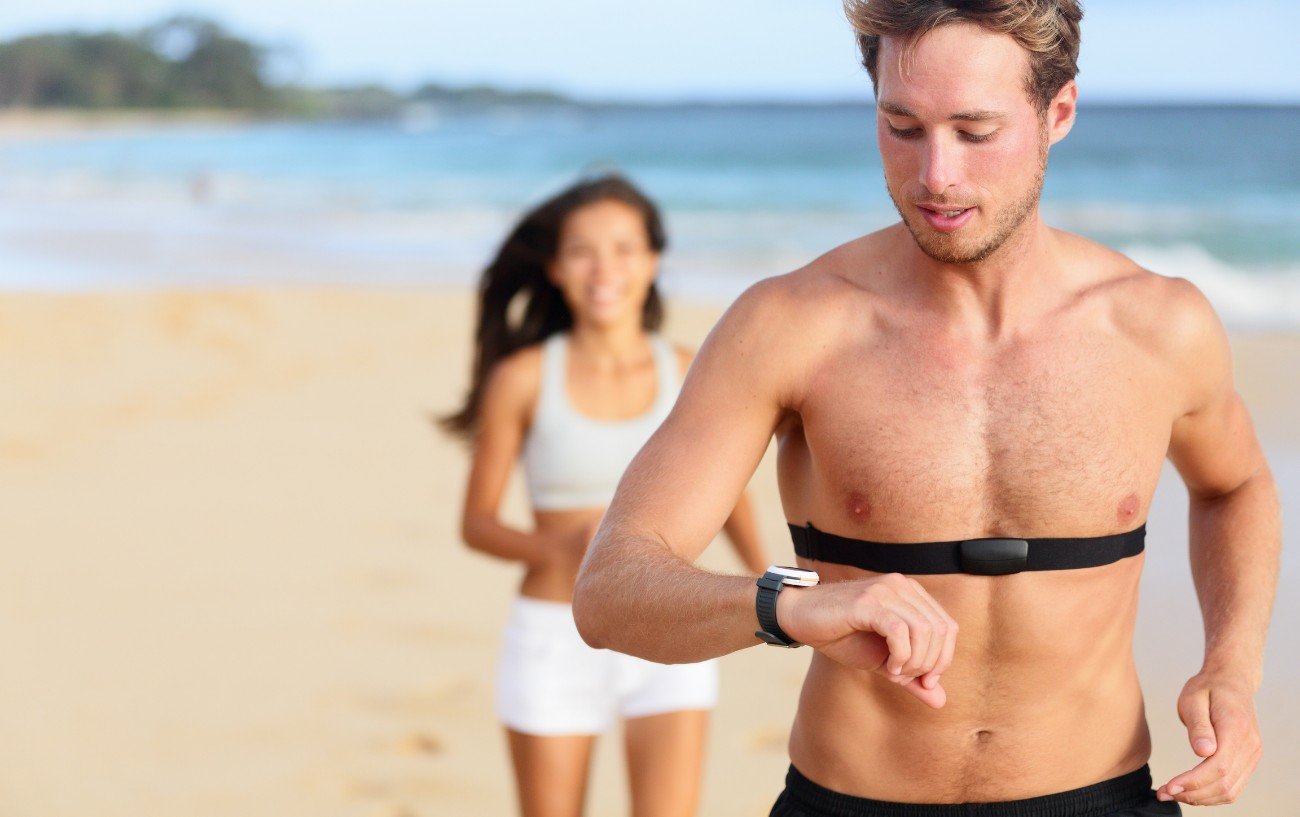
[904,221,989,265]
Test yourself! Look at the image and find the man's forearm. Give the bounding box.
[1189,464,1281,689]
[573,525,762,664]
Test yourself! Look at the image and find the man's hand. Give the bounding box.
[779,573,958,709]
[1156,671,1262,806]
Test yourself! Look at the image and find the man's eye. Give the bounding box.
[961,130,996,143]
[887,124,921,140]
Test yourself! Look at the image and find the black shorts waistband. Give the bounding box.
[779,764,1156,817]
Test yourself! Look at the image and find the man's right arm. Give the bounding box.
[573,279,792,663]
[572,276,957,708]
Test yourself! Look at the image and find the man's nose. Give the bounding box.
[919,136,958,196]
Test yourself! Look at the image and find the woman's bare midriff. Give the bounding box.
[518,507,606,602]
[787,554,1152,803]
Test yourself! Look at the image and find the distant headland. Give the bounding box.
[0,15,582,120]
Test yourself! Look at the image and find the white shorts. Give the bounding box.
[495,596,719,736]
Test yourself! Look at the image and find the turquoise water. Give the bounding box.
[1,103,1298,325]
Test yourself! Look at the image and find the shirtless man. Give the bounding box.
[571,1,1281,815]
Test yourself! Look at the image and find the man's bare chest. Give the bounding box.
[782,325,1177,537]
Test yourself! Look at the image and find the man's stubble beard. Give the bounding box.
[889,128,1049,266]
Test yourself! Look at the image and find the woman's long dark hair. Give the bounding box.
[441,173,667,441]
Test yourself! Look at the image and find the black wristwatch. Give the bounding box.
[755,565,820,648]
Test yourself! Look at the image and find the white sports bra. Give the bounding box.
[521,332,681,511]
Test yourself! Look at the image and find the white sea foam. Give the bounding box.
[1,183,1297,331]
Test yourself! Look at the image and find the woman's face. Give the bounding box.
[548,199,659,329]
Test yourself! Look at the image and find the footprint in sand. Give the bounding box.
[0,438,45,461]
[354,676,478,716]
[350,567,423,591]
[746,724,789,753]
[395,731,443,756]
[343,774,447,801]
[427,676,476,705]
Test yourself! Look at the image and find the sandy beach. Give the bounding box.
[1,285,1296,816]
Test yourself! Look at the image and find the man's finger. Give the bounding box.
[1159,706,1260,805]
[1175,738,1261,806]
[918,631,944,686]
[905,580,947,679]
[909,580,959,681]
[924,615,958,689]
[1177,686,1217,757]
[896,598,939,677]
[1161,760,1238,807]
[1158,750,1237,805]
[879,615,912,675]
[898,674,946,709]
[1157,755,1216,802]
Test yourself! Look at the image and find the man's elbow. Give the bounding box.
[571,566,611,649]
[1189,459,1275,505]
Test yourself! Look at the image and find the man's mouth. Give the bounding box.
[915,204,975,233]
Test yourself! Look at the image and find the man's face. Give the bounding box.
[876,23,1064,265]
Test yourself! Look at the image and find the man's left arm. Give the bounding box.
[1158,280,1282,807]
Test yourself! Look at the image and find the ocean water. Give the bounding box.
[1,103,1298,327]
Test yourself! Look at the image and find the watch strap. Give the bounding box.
[755,572,800,647]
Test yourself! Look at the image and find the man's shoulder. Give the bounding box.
[1063,234,1225,360]
[729,233,890,323]
[698,237,886,401]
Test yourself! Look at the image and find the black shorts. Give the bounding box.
[769,764,1181,817]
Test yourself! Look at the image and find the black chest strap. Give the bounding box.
[788,522,1146,575]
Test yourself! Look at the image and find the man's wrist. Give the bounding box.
[754,566,818,647]
[774,584,805,639]
[1198,654,1263,693]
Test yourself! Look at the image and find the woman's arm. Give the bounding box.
[459,348,583,569]
[722,491,768,575]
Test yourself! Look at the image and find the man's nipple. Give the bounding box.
[1117,493,1141,524]
[844,491,872,523]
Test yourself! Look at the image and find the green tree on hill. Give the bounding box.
[144,16,280,109]
[0,32,169,108]
[0,16,282,110]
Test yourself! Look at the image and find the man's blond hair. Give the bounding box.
[845,0,1083,110]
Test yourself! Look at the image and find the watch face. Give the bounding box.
[768,565,819,586]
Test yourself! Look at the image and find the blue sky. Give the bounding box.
[1,1,1297,102]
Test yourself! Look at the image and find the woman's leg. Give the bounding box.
[506,729,597,817]
[624,709,710,817]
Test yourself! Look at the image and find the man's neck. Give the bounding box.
[898,214,1064,341]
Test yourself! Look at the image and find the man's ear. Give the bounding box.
[1046,80,1078,146]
